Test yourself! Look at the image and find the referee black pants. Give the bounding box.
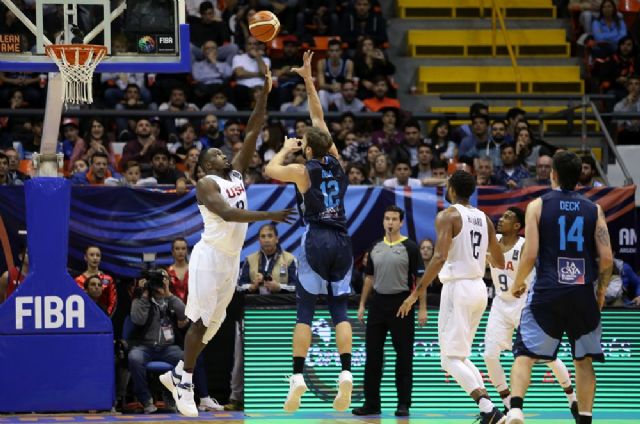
[363,291,415,408]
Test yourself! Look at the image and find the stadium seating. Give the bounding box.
[397,0,556,19]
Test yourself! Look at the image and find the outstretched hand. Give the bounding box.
[269,207,298,224]
[292,50,314,80]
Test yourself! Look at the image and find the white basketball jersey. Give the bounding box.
[199,171,248,255]
[490,235,534,304]
[439,204,489,283]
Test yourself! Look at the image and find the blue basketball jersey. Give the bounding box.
[296,155,348,231]
[533,190,599,292]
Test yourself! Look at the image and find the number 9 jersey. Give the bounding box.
[489,235,533,309]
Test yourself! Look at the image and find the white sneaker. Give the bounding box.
[143,399,157,414]
[283,374,307,412]
[506,407,525,424]
[159,361,183,393]
[174,383,199,417]
[198,396,224,412]
[333,370,353,412]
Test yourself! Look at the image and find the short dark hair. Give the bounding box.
[507,206,525,229]
[151,147,170,160]
[259,223,278,237]
[552,150,582,191]
[85,245,100,254]
[506,107,526,121]
[199,1,214,14]
[500,143,515,153]
[394,159,412,170]
[305,127,333,158]
[472,114,489,125]
[581,155,597,170]
[124,160,140,171]
[83,274,102,290]
[384,205,405,221]
[431,158,447,170]
[172,237,188,249]
[491,119,507,128]
[328,39,341,48]
[449,170,476,199]
[403,119,420,131]
[469,102,488,117]
[125,83,140,92]
[91,151,109,164]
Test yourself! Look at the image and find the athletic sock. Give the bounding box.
[501,395,511,410]
[510,396,524,410]
[566,390,577,406]
[340,353,352,372]
[293,356,305,374]
[181,371,193,385]
[478,397,494,414]
[579,412,593,424]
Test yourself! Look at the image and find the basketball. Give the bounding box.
[249,10,280,42]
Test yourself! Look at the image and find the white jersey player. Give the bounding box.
[160,69,296,418]
[398,171,507,424]
[483,207,579,419]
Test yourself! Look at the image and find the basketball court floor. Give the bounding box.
[0,411,636,423]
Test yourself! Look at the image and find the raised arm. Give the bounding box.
[486,215,505,270]
[264,137,310,192]
[196,177,295,223]
[232,68,272,173]
[594,205,614,309]
[511,198,541,297]
[292,50,329,134]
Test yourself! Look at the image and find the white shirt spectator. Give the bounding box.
[232,53,272,88]
[192,60,232,85]
[100,72,146,90]
[383,177,422,188]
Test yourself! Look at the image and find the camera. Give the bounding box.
[142,269,166,291]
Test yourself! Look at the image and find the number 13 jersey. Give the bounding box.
[439,204,489,283]
[199,171,248,255]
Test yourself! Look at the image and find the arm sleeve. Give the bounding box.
[130,298,151,325]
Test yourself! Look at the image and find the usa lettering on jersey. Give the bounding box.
[225,186,245,199]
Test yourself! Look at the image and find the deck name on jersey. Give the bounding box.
[559,201,580,211]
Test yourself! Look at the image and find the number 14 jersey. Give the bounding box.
[439,204,489,283]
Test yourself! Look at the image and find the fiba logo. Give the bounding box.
[137,35,156,53]
[619,228,637,254]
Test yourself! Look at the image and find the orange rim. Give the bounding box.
[45,44,107,64]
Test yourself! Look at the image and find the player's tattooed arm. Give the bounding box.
[595,205,614,309]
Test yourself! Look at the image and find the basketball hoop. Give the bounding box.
[45,44,107,104]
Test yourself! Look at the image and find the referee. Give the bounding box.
[353,205,425,417]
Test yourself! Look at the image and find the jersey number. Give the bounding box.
[470,230,482,259]
[235,200,245,209]
[320,180,340,208]
[558,215,584,252]
[498,274,508,292]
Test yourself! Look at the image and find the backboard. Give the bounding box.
[0,0,190,73]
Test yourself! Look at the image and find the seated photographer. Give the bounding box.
[128,269,188,414]
[238,223,298,294]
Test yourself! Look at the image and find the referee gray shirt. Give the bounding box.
[365,237,421,294]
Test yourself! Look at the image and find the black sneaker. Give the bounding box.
[570,401,579,423]
[352,405,381,416]
[478,406,506,424]
[395,404,409,416]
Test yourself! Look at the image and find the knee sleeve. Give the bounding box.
[327,295,349,325]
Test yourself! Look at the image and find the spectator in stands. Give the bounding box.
[494,144,530,189]
[75,246,117,316]
[192,41,233,105]
[597,36,639,104]
[330,79,365,113]
[364,144,381,176]
[364,78,400,112]
[18,118,43,160]
[190,1,238,65]
[115,84,154,141]
[221,120,243,159]
[421,159,449,186]
[84,274,107,313]
[390,121,423,166]
[591,0,627,57]
[0,152,13,186]
[613,259,640,307]
[474,155,498,186]
[120,119,168,168]
[271,36,303,108]
[238,223,298,294]
[613,74,640,144]
[60,117,84,162]
[201,90,238,124]
[340,0,388,50]
[317,39,354,111]
[232,37,271,109]
[71,159,89,177]
[167,238,189,303]
[411,144,433,180]
[158,87,200,139]
[170,123,202,161]
[451,103,488,143]
[383,159,421,188]
[370,153,392,186]
[0,72,42,108]
[72,152,120,186]
[521,154,553,187]
[280,82,309,119]
[353,37,396,99]
[295,0,334,41]
[504,107,526,144]
[105,160,158,187]
[3,147,29,184]
[198,114,224,150]
[458,114,490,162]
[515,127,551,171]
[184,147,201,184]
[427,120,457,160]
[346,163,370,185]
[148,148,187,193]
[485,120,507,167]
[70,118,117,172]
[570,0,602,37]
[0,248,28,303]
[342,132,371,166]
[128,269,188,414]
[101,70,150,108]
[417,238,442,303]
[578,155,605,187]
[370,107,403,151]
[331,112,358,149]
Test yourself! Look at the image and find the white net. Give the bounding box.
[45,45,107,104]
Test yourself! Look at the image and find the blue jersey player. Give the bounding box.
[506,151,613,424]
[265,50,354,414]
